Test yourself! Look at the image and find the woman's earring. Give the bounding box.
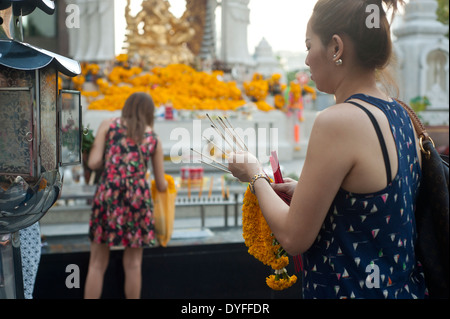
[333,54,343,66]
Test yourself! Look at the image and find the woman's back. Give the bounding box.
[90,118,159,248]
[101,118,157,182]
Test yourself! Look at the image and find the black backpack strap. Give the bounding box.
[347,101,392,185]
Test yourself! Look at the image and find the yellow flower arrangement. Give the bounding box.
[254,100,275,112]
[84,63,100,76]
[289,82,302,102]
[243,73,269,102]
[242,186,297,291]
[71,55,316,114]
[71,62,101,91]
[274,94,285,110]
[303,84,317,100]
[116,53,129,63]
[244,72,316,112]
[77,57,247,112]
[72,74,85,91]
[266,269,298,291]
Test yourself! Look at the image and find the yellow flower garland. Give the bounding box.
[242,186,297,291]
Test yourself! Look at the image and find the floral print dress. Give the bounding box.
[89,118,158,248]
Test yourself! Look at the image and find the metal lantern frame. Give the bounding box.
[0,0,81,299]
[0,72,83,178]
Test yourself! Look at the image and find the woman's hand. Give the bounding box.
[271,177,298,198]
[227,151,263,183]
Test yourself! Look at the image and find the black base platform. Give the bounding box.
[33,242,302,299]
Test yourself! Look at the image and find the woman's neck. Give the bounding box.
[334,68,389,104]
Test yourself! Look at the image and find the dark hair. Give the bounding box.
[310,0,404,71]
[121,92,155,144]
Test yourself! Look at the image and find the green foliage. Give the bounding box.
[286,70,300,84]
[410,96,431,113]
[82,127,95,154]
[436,0,449,37]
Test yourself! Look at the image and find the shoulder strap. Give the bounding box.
[137,144,148,171]
[394,99,430,141]
[394,99,437,160]
[348,101,393,185]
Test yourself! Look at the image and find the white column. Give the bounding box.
[220,0,252,66]
[83,1,100,62]
[394,0,449,110]
[95,0,116,62]
[72,0,89,61]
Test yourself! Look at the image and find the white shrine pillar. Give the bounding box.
[393,0,449,124]
[220,0,253,68]
[68,0,115,63]
[200,0,218,61]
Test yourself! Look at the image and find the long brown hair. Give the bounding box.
[121,92,155,144]
[310,0,405,95]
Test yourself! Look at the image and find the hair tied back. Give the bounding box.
[381,0,405,14]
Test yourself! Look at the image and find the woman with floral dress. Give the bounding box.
[84,92,167,299]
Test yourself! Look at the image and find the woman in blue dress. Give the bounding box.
[228,0,427,299]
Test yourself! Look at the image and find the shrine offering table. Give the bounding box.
[83,109,318,163]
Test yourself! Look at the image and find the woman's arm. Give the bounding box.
[229,106,356,256]
[88,118,114,170]
[151,137,168,192]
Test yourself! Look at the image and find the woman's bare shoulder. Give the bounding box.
[99,117,116,129]
[314,103,364,134]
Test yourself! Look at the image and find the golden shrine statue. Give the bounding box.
[124,0,207,66]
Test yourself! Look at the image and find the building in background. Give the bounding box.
[20,0,449,125]
[21,0,69,56]
[394,0,449,125]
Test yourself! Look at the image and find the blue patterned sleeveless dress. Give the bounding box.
[302,94,427,299]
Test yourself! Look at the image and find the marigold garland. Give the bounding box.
[242,186,297,291]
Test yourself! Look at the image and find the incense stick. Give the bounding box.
[223,116,249,151]
[202,135,229,158]
[199,160,232,174]
[218,116,246,152]
[206,114,236,150]
[191,148,229,171]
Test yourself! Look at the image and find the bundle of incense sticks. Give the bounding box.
[191,114,249,175]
